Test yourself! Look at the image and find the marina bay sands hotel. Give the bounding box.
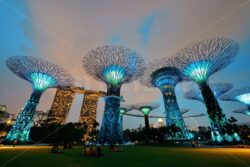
[48,86,106,133]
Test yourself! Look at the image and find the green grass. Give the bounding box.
[0,146,250,167]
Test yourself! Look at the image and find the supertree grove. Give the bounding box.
[141,57,191,140]
[5,56,74,142]
[175,37,240,142]
[184,82,233,103]
[132,102,160,133]
[220,87,250,112]
[83,45,145,144]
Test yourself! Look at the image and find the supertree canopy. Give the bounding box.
[175,37,240,142]
[141,57,191,140]
[83,45,145,144]
[5,56,74,142]
[221,87,250,111]
[232,107,250,117]
[184,82,233,103]
[132,102,160,132]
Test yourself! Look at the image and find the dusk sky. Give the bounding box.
[1,0,250,130]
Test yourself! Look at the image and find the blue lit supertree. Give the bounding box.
[221,87,250,113]
[83,45,145,144]
[5,56,74,142]
[185,82,233,103]
[141,57,191,140]
[175,37,240,142]
[232,107,250,117]
[132,102,160,133]
[118,104,132,136]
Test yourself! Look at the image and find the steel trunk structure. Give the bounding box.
[175,37,240,142]
[83,45,145,144]
[141,57,191,140]
[5,56,74,142]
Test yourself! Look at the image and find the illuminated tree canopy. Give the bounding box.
[141,56,189,88]
[133,102,160,116]
[220,87,250,106]
[83,45,145,86]
[185,82,233,103]
[119,104,132,114]
[174,37,239,83]
[173,37,240,143]
[83,45,145,144]
[140,56,191,140]
[6,56,74,91]
[5,56,74,142]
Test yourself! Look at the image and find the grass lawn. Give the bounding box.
[0,145,250,167]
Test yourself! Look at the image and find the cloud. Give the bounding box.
[138,11,160,45]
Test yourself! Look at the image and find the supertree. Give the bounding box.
[118,104,133,136]
[185,82,233,102]
[83,45,145,144]
[175,37,240,142]
[5,56,74,142]
[221,87,250,112]
[232,107,250,117]
[141,57,191,140]
[132,102,160,133]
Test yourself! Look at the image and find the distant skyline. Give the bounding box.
[0,0,250,129]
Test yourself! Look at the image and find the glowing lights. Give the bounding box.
[235,93,250,105]
[183,61,212,83]
[211,131,223,143]
[102,65,125,85]
[140,107,152,116]
[30,73,56,91]
[154,76,176,89]
[233,133,241,142]
[120,108,126,115]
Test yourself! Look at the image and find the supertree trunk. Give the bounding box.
[117,114,123,139]
[161,87,190,140]
[5,91,42,142]
[144,115,150,132]
[98,95,122,144]
[199,82,228,142]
